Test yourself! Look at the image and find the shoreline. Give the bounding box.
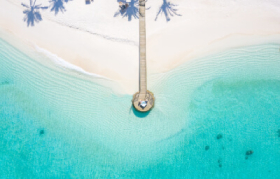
[1,0,280,94]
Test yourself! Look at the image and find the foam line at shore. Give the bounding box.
[34,45,110,80]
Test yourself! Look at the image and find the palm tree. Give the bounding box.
[114,0,139,21]
[155,0,181,22]
[114,0,150,21]
[21,0,48,27]
[49,0,71,15]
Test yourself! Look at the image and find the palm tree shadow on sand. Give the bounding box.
[114,0,150,21]
[21,0,48,27]
[155,0,181,22]
[49,0,72,15]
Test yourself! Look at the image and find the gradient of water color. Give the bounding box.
[0,38,280,178]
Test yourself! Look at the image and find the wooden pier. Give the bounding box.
[132,0,155,112]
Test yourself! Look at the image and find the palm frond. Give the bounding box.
[22,0,45,27]
[155,0,181,21]
[21,3,30,8]
[114,0,140,21]
[34,4,42,9]
[23,9,30,14]
[49,0,66,15]
[40,6,49,10]
[34,11,42,22]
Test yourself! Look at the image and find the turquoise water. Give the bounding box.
[1,38,280,178]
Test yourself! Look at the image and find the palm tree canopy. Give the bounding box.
[21,0,48,27]
[155,0,181,21]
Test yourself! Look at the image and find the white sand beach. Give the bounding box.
[0,0,280,94]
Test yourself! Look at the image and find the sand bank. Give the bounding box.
[0,0,280,94]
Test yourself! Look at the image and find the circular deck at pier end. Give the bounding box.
[132,91,155,112]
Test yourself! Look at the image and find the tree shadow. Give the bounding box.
[49,0,72,15]
[21,0,48,27]
[114,0,139,21]
[155,0,181,22]
[114,0,150,21]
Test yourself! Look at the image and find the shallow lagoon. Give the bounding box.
[0,38,280,178]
